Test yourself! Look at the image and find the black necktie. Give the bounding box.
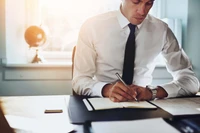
[122,23,136,85]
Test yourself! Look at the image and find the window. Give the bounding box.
[39,0,121,52]
[149,0,165,19]
[5,0,164,64]
[38,0,122,63]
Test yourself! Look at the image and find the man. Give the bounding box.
[72,0,200,102]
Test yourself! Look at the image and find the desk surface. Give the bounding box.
[0,95,172,133]
[0,95,76,133]
[1,95,200,133]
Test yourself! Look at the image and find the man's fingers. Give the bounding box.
[109,82,141,102]
[110,97,120,102]
[134,86,146,101]
[136,93,143,101]
[129,85,138,100]
[109,90,129,102]
[115,82,134,99]
[118,84,131,93]
[115,87,133,100]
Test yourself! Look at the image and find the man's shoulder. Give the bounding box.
[146,14,167,26]
[142,14,168,31]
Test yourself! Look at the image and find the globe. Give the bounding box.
[24,25,46,63]
[24,25,46,47]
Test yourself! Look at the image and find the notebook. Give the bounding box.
[83,97,157,111]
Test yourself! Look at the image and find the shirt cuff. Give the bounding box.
[91,82,108,97]
[160,82,181,98]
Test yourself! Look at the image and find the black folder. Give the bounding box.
[164,116,200,133]
[68,95,173,124]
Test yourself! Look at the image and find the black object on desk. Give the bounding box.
[68,95,173,124]
[83,117,200,133]
[165,116,200,133]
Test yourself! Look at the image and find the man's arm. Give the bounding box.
[158,27,199,98]
[72,20,108,96]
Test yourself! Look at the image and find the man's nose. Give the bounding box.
[137,4,146,16]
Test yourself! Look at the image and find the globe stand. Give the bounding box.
[32,49,45,63]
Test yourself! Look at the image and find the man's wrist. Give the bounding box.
[146,85,168,100]
[156,86,168,98]
[146,85,158,100]
[102,84,113,97]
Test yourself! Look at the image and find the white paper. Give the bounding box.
[91,118,180,133]
[151,97,200,115]
[5,114,74,133]
[88,98,122,110]
[121,101,157,109]
[5,115,43,133]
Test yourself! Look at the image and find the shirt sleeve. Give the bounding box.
[72,20,107,97]
[160,27,200,98]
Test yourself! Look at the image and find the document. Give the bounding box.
[5,115,75,133]
[151,97,200,115]
[83,98,157,111]
[91,118,180,133]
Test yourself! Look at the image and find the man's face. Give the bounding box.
[121,0,154,25]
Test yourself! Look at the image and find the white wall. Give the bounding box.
[165,0,188,49]
[0,63,72,96]
[186,0,200,79]
[0,0,6,59]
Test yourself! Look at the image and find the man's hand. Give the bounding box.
[130,85,152,101]
[102,81,137,102]
[130,85,168,101]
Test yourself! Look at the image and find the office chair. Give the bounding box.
[72,46,78,95]
[72,46,76,78]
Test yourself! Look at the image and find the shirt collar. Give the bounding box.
[116,6,148,30]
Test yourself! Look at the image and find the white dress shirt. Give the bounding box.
[72,9,200,98]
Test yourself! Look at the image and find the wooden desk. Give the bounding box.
[0,95,78,133]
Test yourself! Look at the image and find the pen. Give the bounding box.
[115,73,138,102]
[44,109,63,113]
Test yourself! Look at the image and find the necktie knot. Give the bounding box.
[128,23,136,32]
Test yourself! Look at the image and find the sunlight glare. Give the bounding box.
[41,0,120,21]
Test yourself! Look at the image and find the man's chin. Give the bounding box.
[130,18,144,25]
